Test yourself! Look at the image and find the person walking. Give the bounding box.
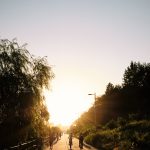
[68,133,73,149]
[49,129,55,150]
[79,133,84,149]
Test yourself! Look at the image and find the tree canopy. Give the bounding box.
[72,61,150,127]
[0,39,54,147]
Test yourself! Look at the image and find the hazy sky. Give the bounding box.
[0,0,150,125]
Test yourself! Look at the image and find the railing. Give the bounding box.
[3,135,58,150]
[4,137,46,150]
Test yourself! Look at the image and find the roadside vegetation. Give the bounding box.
[70,61,150,150]
[82,117,150,150]
[0,39,54,148]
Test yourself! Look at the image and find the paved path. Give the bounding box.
[44,134,90,150]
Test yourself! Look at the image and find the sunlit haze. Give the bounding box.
[44,80,94,126]
[0,0,150,126]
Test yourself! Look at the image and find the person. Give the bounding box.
[59,131,62,139]
[56,132,59,141]
[68,133,73,149]
[49,130,55,150]
[79,133,84,149]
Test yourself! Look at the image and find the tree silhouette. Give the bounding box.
[70,61,150,149]
[73,61,150,127]
[0,39,54,147]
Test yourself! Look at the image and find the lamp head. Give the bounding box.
[88,94,93,95]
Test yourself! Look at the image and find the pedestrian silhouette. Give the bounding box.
[49,129,55,150]
[68,133,73,149]
[79,133,84,149]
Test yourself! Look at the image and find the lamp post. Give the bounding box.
[88,93,97,126]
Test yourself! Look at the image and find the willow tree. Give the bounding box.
[0,39,54,147]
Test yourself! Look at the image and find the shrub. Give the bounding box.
[105,119,117,129]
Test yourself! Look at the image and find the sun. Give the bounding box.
[44,82,93,126]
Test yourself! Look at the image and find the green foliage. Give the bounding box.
[0,39,54,147]
[123,61,150,88]
[117,117,127,127]
[85,133,103,148]
[85,129,119,149]
[83,119,150,150]
[105,119,118,129]
[70,61,150,149]
[119,120,150,149]
[76,61,150,126]
[105,82,114,95]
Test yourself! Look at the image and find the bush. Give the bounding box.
[105,119,117,129]
[85,129,119,149]
[85,133,103,149]
[117,117,127,127]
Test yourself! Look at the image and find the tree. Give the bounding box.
[123,61,150,88]
[123,61,150,115]
[0,39,54,147]
[105,82,114,95]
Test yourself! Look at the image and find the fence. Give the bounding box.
[4,137,50,150]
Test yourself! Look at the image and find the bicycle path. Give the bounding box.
[44,133,91,150]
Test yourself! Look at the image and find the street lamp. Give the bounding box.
[88,93,97,126]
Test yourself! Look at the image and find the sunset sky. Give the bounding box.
[0,0,150,126]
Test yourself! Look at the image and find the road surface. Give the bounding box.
[44,133,91,150]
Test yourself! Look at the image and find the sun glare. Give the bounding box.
[44,83,93,126]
